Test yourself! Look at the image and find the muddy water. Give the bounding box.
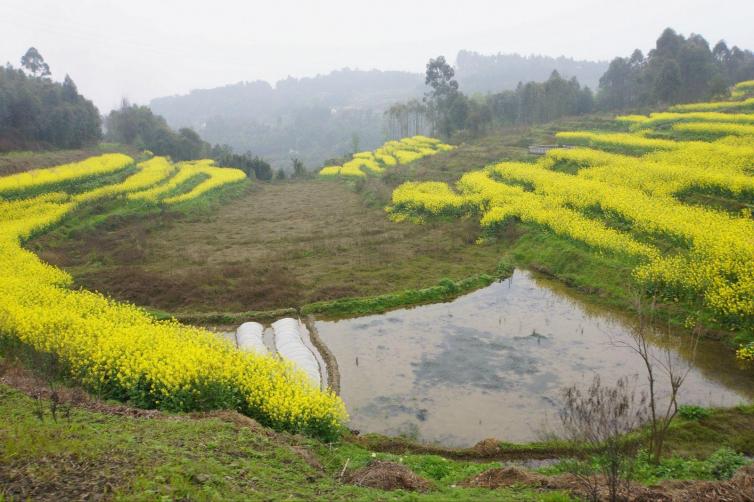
[316,270,754,447]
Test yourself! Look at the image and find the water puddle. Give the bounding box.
[316,270,754,446]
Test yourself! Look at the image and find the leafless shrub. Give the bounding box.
[614,293,700,464]
[559,374,648,502]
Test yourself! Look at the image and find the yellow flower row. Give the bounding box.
[618,111,754,130]
[159,161,246,205]
[0,157,347,439]
[673,121,754,138]
[389,86,754,358]
[318,135,453,178]
[556,131,678,154]
[0,153,133,195]
[668,97,754,113]
[542,147,754,200]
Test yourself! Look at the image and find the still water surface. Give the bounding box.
[316,270,753,446]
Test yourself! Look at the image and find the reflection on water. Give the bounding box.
[316,270,754,447]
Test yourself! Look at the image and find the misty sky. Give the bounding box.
[2,0,753,112]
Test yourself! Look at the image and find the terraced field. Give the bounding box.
[388,84,754,361]
[3,83,754,501]
[0,155,346,439]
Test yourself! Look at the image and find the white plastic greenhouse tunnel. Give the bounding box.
[235,321,268,355]
[272,318,322,388]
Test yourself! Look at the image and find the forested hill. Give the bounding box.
[149,69,425,169]
[150,69,425,128]
[454,51,608,93]
[149,53,607,168]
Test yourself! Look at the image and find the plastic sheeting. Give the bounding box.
[236,321,268,354]
[272,318,321,388]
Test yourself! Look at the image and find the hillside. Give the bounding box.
[148,52,608,169]
[2,83,754,500]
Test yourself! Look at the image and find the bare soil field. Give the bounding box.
[32,179,510,313]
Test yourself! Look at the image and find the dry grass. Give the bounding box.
[345,460,433,492]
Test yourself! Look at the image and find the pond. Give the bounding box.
[316,270,754,447]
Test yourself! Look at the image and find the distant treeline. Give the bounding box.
[0,48,101,151]
[149,57,610,168]
[599,28,754,109]
[388,28,754,139]
[150,69,422,169]
[4,28,754,164]
[105,101,275,180]
[386,70,594,138]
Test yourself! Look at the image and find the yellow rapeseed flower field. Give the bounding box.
[318,135,453,178]
[388,83,754,361]
[0,156,347,439]
[0,153,133,195]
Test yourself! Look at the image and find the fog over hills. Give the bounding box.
[150,52,608,169]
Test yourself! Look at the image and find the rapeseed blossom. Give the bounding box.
[318,135,453,178]
[0,156,347,439]
[388,82,754,360]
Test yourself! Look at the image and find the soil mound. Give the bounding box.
[345,461,432,492]
[460,466,545,488]
[470,437,503,456]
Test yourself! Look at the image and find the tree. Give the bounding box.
[275,167,286,180]
[654,28,684,59]
[61,75,78,102]
[424,56,464,137]
[559,375,648,502]
[351,132,360,153]
[425,56,459,99]
[712,40,731,63]
[105,102,210,160]
[613,294,700,465]
[291,157,306,178]
[21,47,51,78]
[385,99,429,139]
[654,59,682,103]
[213,151,273,181]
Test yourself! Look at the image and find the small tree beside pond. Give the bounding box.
[559,374,648,502]
[614,293,700,465]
